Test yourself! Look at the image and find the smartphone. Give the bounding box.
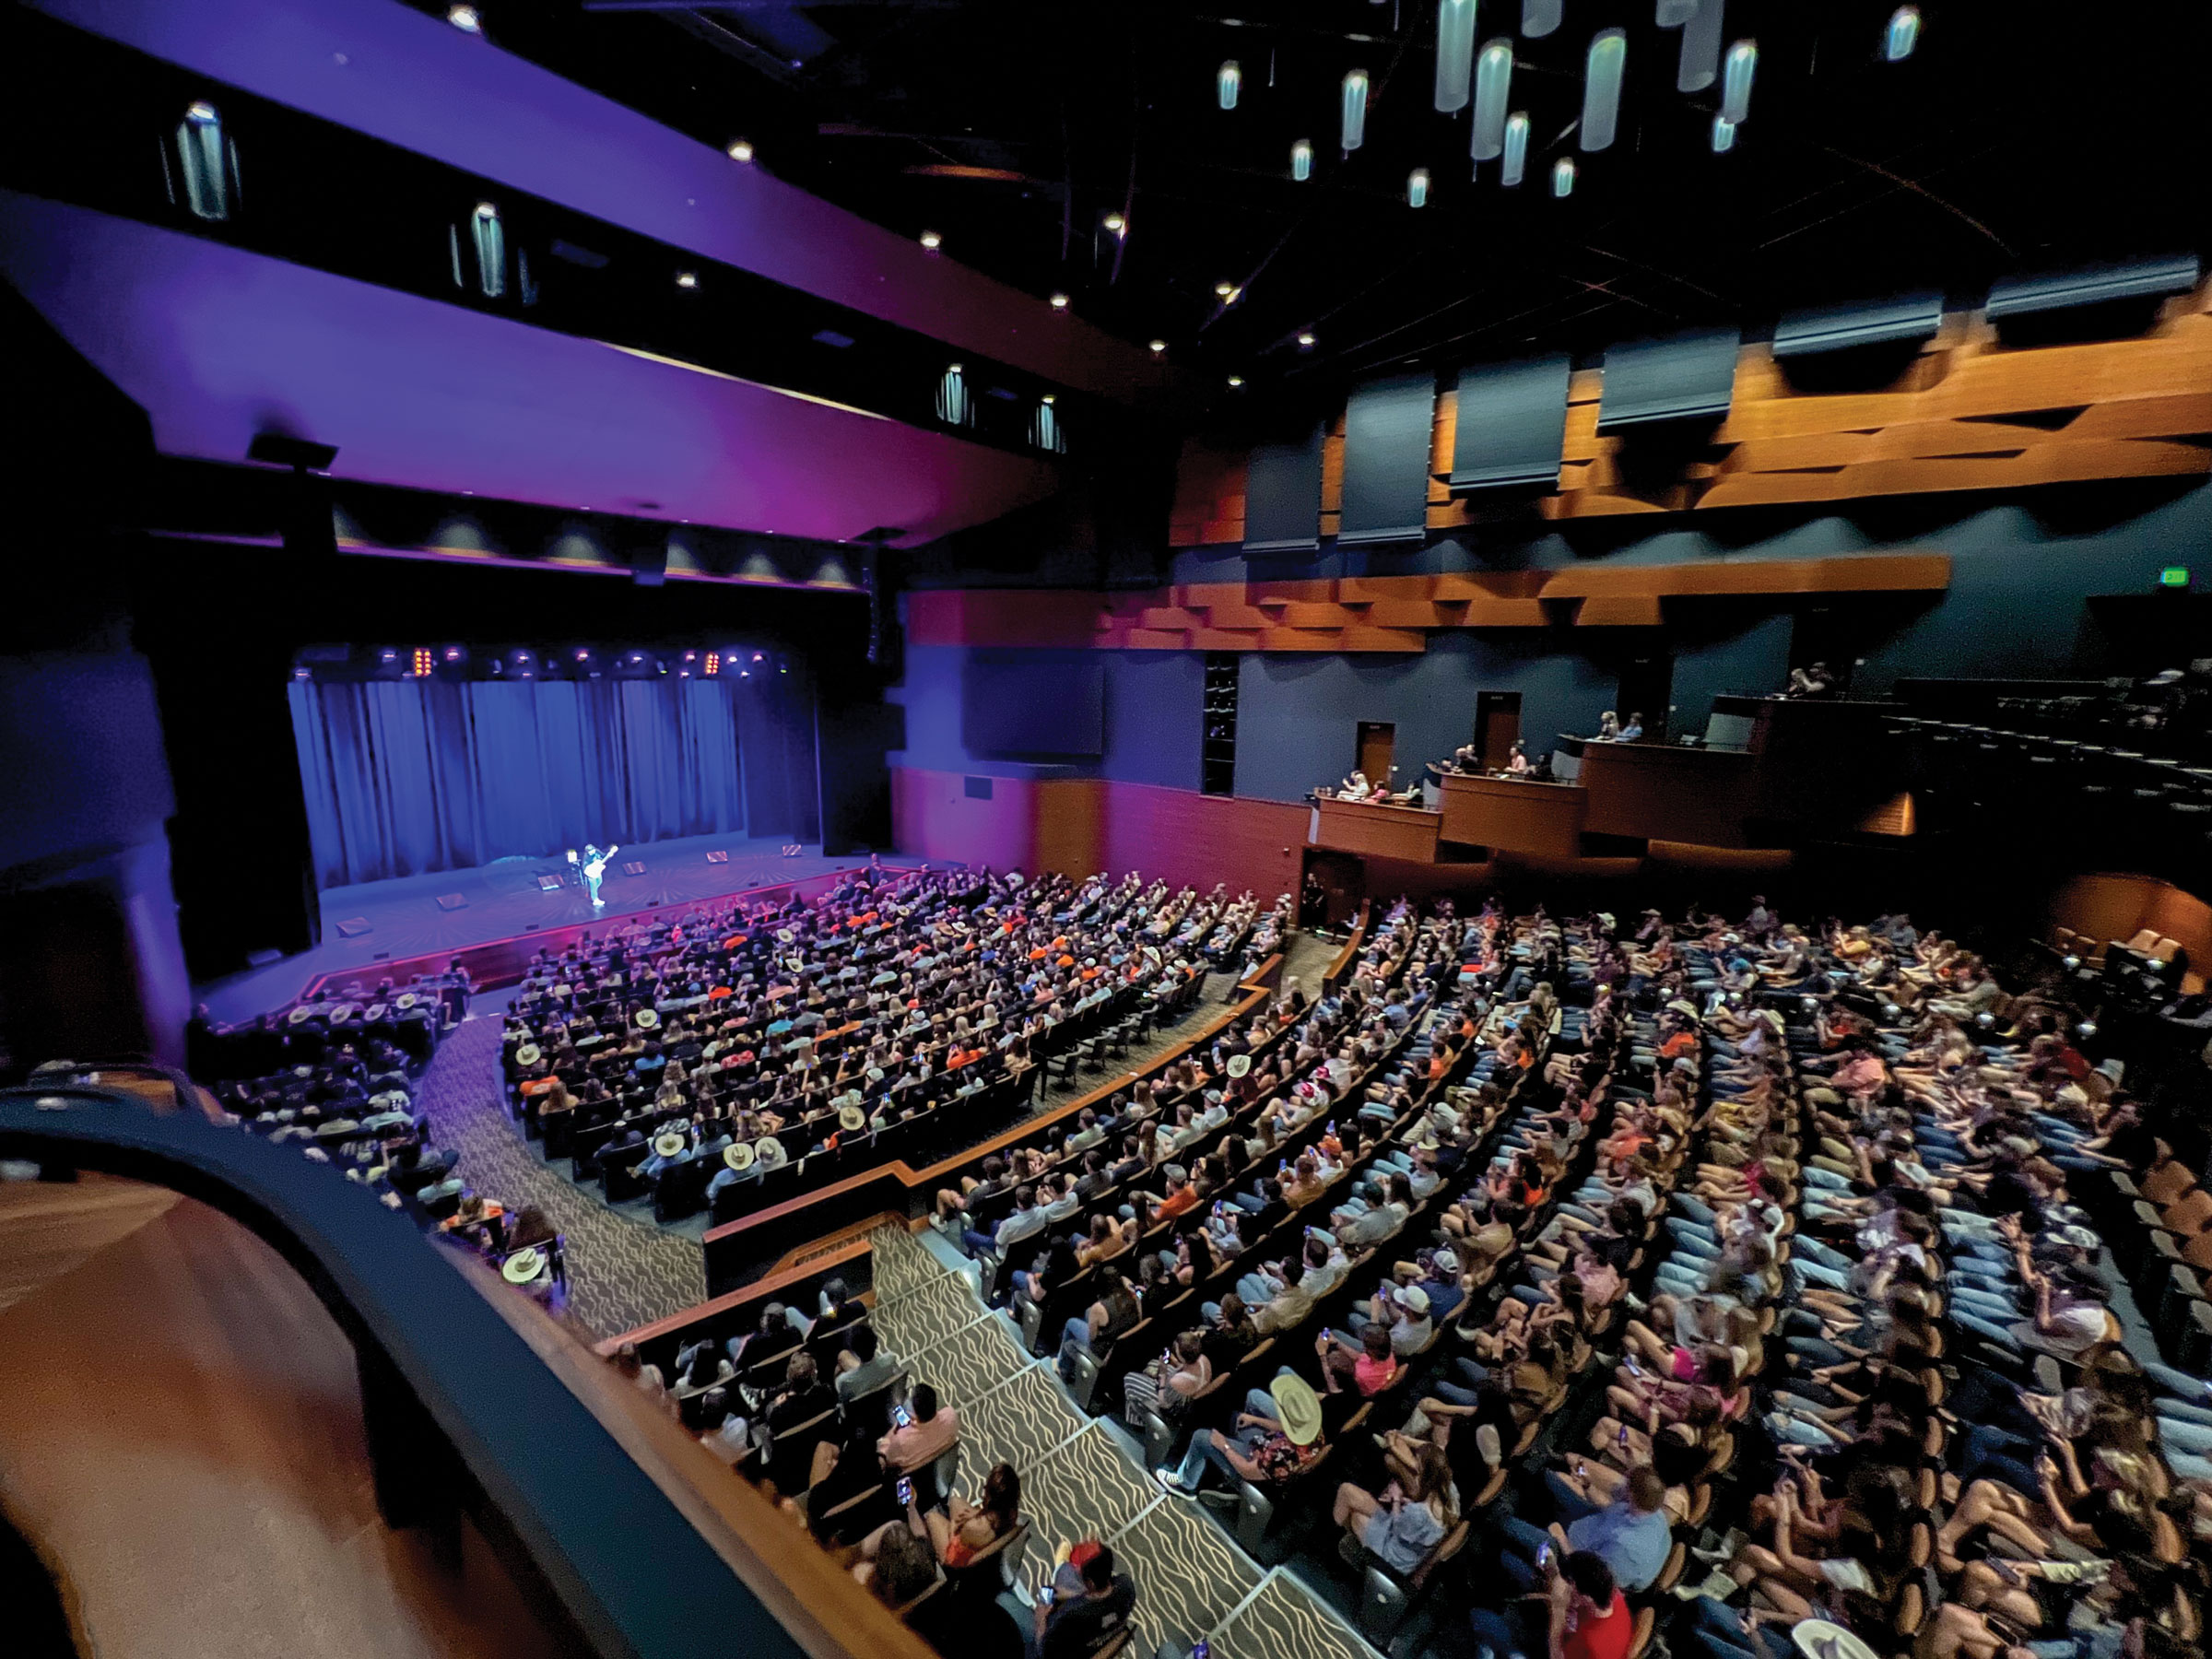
[892,1404,912,1429]
[895,1476,914,1507]
[1193,1643,1211,1659]
[1618,1423,1630,1450]
[1535,1541,1552,1571]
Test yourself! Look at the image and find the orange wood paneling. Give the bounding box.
[1312,798,1444,862]
[1167,437,1249,547]
[1439,773,1588,858]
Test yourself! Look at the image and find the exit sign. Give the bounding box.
[2160,567,2190,587]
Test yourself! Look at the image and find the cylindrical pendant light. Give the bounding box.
[1435,0,1478,112]
[1407,168,1431,207]
[1341,69,1370,150]
[1720,40,1757,123]
[1470,39,1514,160]
[1218,60,1241,111]
[1290,138,1313,181]
[1552,157,1576,197]
[1677,0,1724,92]
[1523,0,1562,38]
[1711,114,1736,152]
[1501,112,1530,186]
[1581,29,1628,152]
[1655,0,1697,23]
[1885,6,1920,62]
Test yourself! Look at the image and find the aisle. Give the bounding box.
[413,1017,705,1337]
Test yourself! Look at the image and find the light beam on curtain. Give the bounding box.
[287,675,816,888]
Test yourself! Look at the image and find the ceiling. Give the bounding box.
[409,1,2211,420]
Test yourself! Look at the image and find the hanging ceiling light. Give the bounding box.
[1290,138,1313,181]
[1435,0,1477,112]
[1218,60,1241,111]
[1677,0,1724,92]
[919,229,942,250]
[446,5,481,33]
[1470,39,1513,160]
[1148,339,1167,355]
[725,139,755,163]
[1884,6,1921,62]
[1720,39,1758,124]
[1522,0,1562,38]
[1501,112,1530,186]
[1215,280,1236,299]
[1340,69,1370,150]
[1581,29,1628,152]
[1711,114,1736,152]
[1049,292,1069,310]
[1102,211,1127,236]
[1407,168,1431,207]
[1297,332,1317,348]
[1552,157,1576,197]
[1227,376,1244,388]
[1654,0,1697,23]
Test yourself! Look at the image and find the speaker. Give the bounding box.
[861,542,901,677]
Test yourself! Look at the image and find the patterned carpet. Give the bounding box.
[413,1017,705,1337]
[865,1223,1377,1659]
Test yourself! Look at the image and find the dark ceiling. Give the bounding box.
[418,2,2212,418]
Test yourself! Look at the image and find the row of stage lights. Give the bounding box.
[295,646,790,683]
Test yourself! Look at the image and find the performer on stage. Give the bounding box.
[568,843,618,908]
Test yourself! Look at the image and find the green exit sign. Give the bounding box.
[2160,567,2190,588]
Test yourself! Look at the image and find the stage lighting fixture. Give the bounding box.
[1227,375,1244,388]
[447,5,481,33]
[1218,61,1241,111]
[1582,29,1627,152]
[676,271,699,290]
[1885,6,1920,62]
[919,229,942,250]
[704,653,720,676]
[1406,168,1430,207]
[1340,70,1370,150]
[1470,40,1513,160]
[412,648,433,678]
[505,648,537,680]
[1290,139,1313,181]
[727,139,755,163]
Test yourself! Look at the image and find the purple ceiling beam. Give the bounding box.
[0,190,1061,546]
[32,0,1164,403]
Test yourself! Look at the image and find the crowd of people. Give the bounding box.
[499,865,1277,1226]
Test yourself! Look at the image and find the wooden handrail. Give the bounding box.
[596,1230,886,1352]
[1321,903,1372,995]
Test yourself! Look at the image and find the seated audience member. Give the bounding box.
[1470,1551,1633,1659]
[878,1382,960,1475]
[835,1324,900,1402]
[1156,1371,1328,1498]
[1032,1540,1137,1659]
[1332,1441,1455,1573]
[853,1461,1022,1590]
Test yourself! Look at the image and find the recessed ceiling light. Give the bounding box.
[1148,339,1167,355]
[1049,292,1069,310]
[1215,281,1234,299]
[676,271,698,288]
[1041,394,1056,406]
[1103,212,1127,235]
[919,229,942,250]
[1298,332,1316,348]
[726,139,755,163]
[447,5,481,33]
[947,363,963,374]
[1227,376,1244,388]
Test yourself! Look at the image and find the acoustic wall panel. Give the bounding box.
[1241,422,1327,551]
[1451,356,1572,489]
[1596,327,1741,429]
[960,654,1104,755]
[1986,256,2201,320]
[1771,292,1943,358]
[1338,373,1439,545]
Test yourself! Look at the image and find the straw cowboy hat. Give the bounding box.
[838,1104,867,1133]
[635,1008,661,1030]
[514,1043,542,1067]
[1268,1372,1324,1445]
[722,1141,755,1171]
[501,1246,547,1286]
[1227,1053,1252,1078]
[653,1130,688,1159]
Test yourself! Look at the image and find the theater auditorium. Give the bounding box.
[4,5,2211,1659]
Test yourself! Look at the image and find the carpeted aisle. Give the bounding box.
[412,1017,705,1338]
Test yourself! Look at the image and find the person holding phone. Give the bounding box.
[1032,1541,1136,1659]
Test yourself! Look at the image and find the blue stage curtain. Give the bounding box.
[287,676,817,888]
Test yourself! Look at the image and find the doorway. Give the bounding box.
[1476,692,1522,770]
[1356,721,1396,789]
[1615,653,1673,743]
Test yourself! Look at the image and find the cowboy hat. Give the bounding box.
[653,1131,688,1159]
[1268,1372,1324,1446]
[514,1042,542,1067]
[501,1246,547,1285]
[1227,1053,1252,1078]
[395,993,418,1010]
[288,1006,312,1024]
[365,1004,389,1022]
[838,1104,866,1132]
[635,1008,661,1030]
[722,1140,755,1171]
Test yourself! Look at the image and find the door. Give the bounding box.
[1616,653,1673,743]
[1356,722,1396,789]
[1477,692,1522,769]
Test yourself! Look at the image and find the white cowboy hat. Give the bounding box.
[723,1140,755,1171]
[501,1246,547,1285]
[1227,1053,1252,1078]
[514,1042,542,1067]
[653,1130,688,1159]
[753,1136,782,1161]
[288,1006,312,1024]
[552,983,572,998]
[635,1008,661,1030]
[838,1104,866,1132]
[395,993,418,1010]
[365,1003,389,1022]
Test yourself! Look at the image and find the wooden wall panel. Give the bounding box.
[1176,296,2212,547]
[1095,782,1310,899]
[1166,437,1249,547]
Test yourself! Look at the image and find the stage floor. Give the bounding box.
[199,835,877,1021]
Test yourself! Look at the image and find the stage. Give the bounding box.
[198,834,894,1022]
